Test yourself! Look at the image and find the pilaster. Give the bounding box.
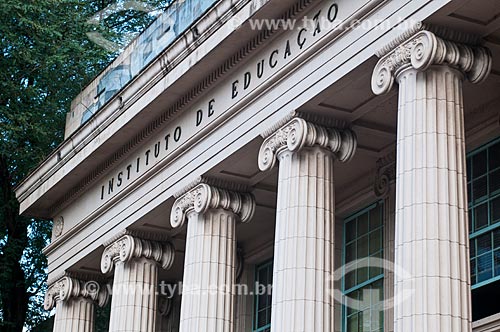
[156,294,180,332]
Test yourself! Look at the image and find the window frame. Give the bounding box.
[252,259,273,332]
[341,201,385,332]
[467,137,500,290]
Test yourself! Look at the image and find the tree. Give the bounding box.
[0,0,171,330]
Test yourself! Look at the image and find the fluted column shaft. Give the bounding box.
[180,209,236,331]
[272,146,335,331]
[108,257,159,332]
[257,116,357,332]
[394,65,470,331]
[101,234,175,332]
[170,182,255,332]
[53,298,95,332]
[371,28,492,332]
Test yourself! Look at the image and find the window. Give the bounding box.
[343,202,384,332]
[468,138,500,321]
[253,261,273,332]
[468,138,500,288]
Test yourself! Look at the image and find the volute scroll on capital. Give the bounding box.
[100,234,175,274]
[170,183,256,229]
[44,276,109,310]
[371,29,492,95]
[258,117,357,172]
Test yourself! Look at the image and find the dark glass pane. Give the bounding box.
[347,313,359,332]
[471,258,477,285]
[475,203,489,231]
[369,256,382,279]
[473,151,487,178]
[358,266,369,285]
[345,270,356,290]
[495,250,500,277]
[372,278,384,293]
[369,229,382,255]
[490,170,500,194]
[360,309,371,331]
[257,294,267,309]
[477,233,492,255]
[469,209,473,233]
[346,290,359,316]
[346,242,356,263]
[478,252,493,282]
[467,157,472,180]
[346,220,356,243]
[471,273,476,285]
[489,143,500,170]
[470,239,476,258]
[257,308,267,327]
[473,177,488,202]
[369,205,382,229]
[494,229,500,249]
[468,182,472,203]
[491,196,500,224]
[258,269,267,284]
[358,214,369,236]
[357,235,369,258]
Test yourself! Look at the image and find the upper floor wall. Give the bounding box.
[65,0,218,138]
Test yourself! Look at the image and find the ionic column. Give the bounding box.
[170,183,255,332]
[371,27,492,331]
[44,276,109,332]
[101,235,175,332]
[258,117,357,332]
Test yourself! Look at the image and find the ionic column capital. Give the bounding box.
[44,276,109,310]
[258,117,357,171]
[170,183,255,229]
[101,235,175,274]
[372,29,492,95]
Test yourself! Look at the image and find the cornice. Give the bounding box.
[17,0,297,213]
[44,0,313,216]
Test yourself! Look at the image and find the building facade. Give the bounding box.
[15,0,500,331]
